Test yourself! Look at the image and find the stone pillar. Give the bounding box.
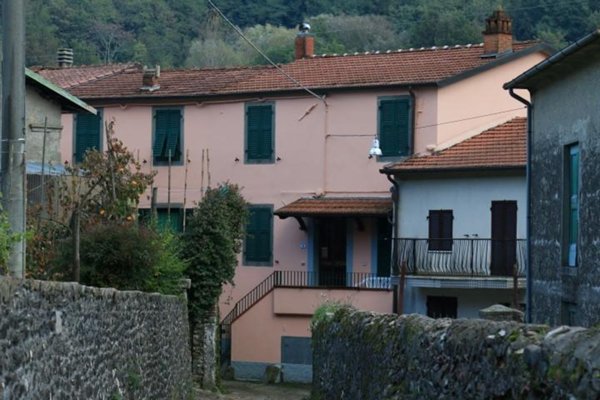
[191,317,217,390]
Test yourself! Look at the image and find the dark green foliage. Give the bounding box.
[20,0,600,68]
[183,183,248,321]
[54,222,186,295]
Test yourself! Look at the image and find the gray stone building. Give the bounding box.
[505,30,600,327]
[24,69,96,203]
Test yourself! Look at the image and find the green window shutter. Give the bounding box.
[154,109,182,163]
[75,111,102,162]
[379,99,410,157]
[246,104,273,162]
[244,206,273,265]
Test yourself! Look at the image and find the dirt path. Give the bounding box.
[197,380,311,400]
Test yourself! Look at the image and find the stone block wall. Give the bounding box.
[312,308,600,399]
[0,278,193,399]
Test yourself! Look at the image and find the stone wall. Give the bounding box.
[0,278,193,399]
[528,55,600,327]
[312,308,600,399]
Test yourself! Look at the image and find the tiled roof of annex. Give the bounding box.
[274,197,392,218]
[31,63,140,90]
[36,41,546,99]
[384,117,526,173]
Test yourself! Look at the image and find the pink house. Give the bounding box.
[39,10,551,382]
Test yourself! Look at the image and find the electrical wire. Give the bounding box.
[207,0,326,104]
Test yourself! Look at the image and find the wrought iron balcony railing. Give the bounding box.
[394,238,526,277]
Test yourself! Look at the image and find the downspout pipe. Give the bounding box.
[509,88,533,323]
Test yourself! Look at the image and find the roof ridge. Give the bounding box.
[305,39,543,60]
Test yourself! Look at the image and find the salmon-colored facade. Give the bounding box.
[42,21,551,381]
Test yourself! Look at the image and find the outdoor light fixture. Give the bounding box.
[369,137,383,158]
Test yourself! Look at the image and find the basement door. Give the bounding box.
[490,200,517,276]
[317,218,346,286]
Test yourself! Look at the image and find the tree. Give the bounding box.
[58,120,155,281]
[309,14,405,54]
[183,183,248,322]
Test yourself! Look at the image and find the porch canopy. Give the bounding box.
[274,197,392,230]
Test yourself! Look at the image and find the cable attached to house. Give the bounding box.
[207,0,327,105]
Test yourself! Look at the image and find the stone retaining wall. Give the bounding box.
[0,278,192,399]
[312,307,600,399]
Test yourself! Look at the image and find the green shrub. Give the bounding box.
[183,183,248,321]
[54,222,186,295]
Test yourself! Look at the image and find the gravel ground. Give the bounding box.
[197,380,311,400]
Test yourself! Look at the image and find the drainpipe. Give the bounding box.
[385,172,401,313]
[408,87,416,154]
[509,88,532,323]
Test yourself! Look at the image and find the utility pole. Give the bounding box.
[2,0,26,278]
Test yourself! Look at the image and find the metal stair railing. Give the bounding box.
[221,271,278,326]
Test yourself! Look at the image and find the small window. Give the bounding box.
[563,144,579,267]
[245,103,274,163]
[428,210,453,251]
[244,205,273,266]
[74,110,102,162]
[427,296,457,318]
[153,108,182,165]
[378,97,411,158]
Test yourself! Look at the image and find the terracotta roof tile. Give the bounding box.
[274,197,392,217]
[385,117,526,172]
[37,42,546,99]
[32,63,141,89]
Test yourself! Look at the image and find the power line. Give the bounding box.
[207,0,326,104]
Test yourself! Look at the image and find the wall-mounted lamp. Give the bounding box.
[368,137,382,158]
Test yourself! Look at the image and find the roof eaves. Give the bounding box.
[504,30,600,90]
[438,43,555,88]
[25,69,97,115]
[386,164,525,176]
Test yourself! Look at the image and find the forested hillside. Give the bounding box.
[21,0,600,68]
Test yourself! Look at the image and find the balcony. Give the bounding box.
[395,238,526,278]
[274,270,391,290]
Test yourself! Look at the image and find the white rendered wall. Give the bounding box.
[404,287,523,318]
[397,175,526,239]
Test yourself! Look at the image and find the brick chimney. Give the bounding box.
[141,65,160,92]
[295,23,314,60]
[483,9,513,56]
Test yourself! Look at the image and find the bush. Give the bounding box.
[183,183,248,321]
[53,222,186,295]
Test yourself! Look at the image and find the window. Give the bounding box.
[153,108,182,165]
[245,103,274,163]
[378,97,411,158]
[74,110,102,162]
[244,205,273,265]
[428,210,453,251]
[426,296,457,318]
[138,208,183,232]
[563,144,579,267]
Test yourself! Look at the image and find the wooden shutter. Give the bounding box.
[379,98,410,157]
[244,206,273,264]
[154,109,181,163]
[428,210,453,251]
[75,111,102,162]
[246,104,273,162]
